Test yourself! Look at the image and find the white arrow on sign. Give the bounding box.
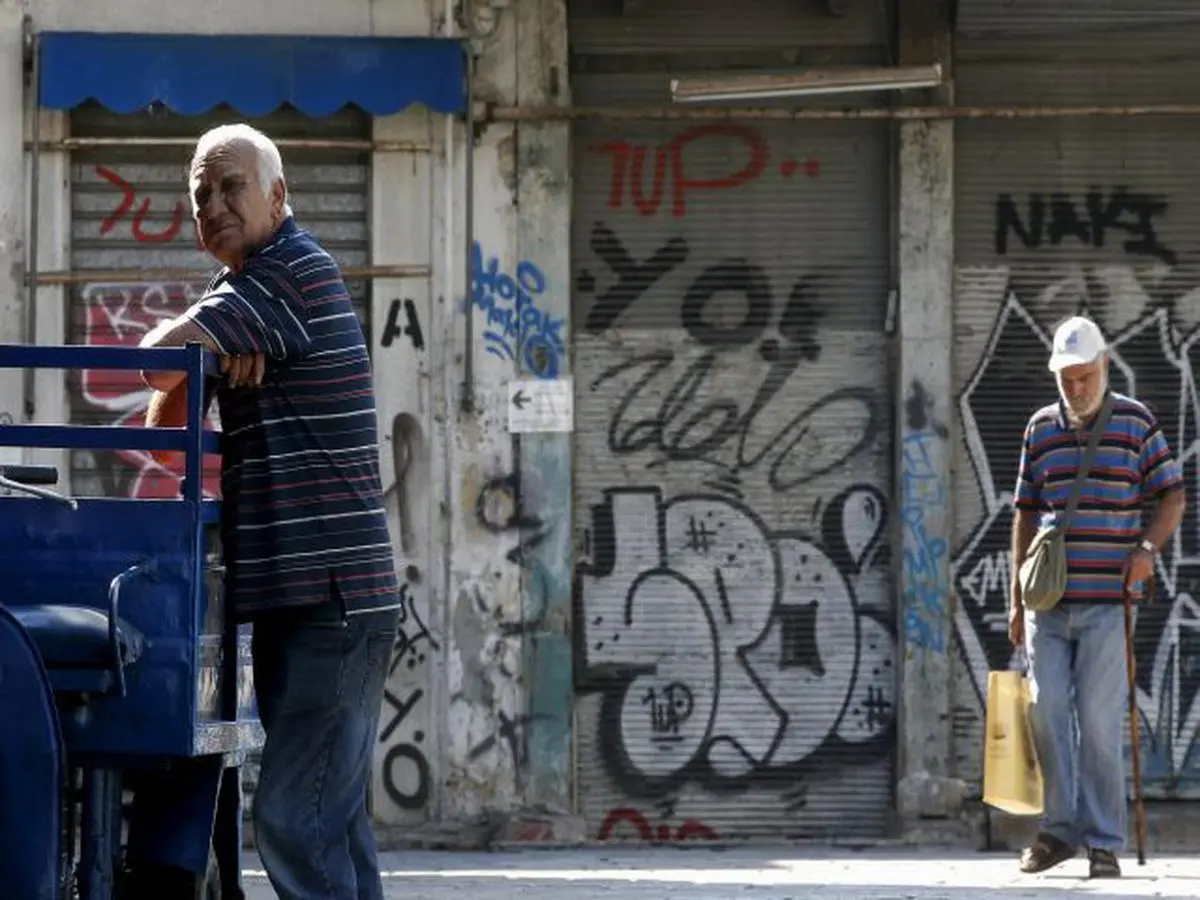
[507,377,573,434]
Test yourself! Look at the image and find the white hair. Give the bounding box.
[190,123,293,217]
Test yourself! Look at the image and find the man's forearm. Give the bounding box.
[1143,487,1186,550]
[1009,508,1038,610]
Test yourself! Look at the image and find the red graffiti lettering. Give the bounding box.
[80,280,221,500]
[597,807,718,843]
[96,165,187,244]
[593,125,776,219]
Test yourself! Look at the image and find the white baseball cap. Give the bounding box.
[1048,316,1107,373]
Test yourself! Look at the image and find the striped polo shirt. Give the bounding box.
[180,216,400,620]
[1013,391,1183,603]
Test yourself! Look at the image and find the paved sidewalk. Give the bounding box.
[239,846,1200,898]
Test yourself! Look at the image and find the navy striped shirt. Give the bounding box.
[180,217,399,619]
[1013,391,1183,603]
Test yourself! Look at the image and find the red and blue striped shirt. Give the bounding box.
[181,217,399,619]
[1013,391,1183,604]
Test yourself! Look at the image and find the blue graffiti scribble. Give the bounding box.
[901,429,949,653]
[471,242,566,379]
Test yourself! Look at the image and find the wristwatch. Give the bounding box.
[1139,538,1158,557]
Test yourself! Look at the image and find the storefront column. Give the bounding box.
[895,0,965,825]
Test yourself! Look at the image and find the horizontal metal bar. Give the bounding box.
[487,103,1200,121]
[0,343,219,375]
[0,424,223,454]
[29,263,432,286]
[26,138,431,153]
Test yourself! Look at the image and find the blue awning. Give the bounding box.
[38,32,467,118]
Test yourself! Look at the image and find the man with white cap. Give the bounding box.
[1009,315,1185,878]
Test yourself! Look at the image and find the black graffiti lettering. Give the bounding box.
[593,348,877,493]
[581,222,689,333]
[680,260,772,347]
[378,685,431,811]
[994,193,1041,257]
[381,744,430,811]
[777,602,822,673]
[863,685,892,731]
[380,687,424,743]
[684,515,716,554]
[1091,189,1175,263]
[582,224,828,355]
[467,710,550,764]
[391,584,440,677]
[381,298,426,350]
[994,188,1176,264]
[776,277,825,360]
[476,473,550,569]
[644,682,693,745]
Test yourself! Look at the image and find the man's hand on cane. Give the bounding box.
[1122,545,1155,601]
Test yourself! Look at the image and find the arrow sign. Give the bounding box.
[507,378,574,434]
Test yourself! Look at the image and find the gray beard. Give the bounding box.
[1058,373,1109,426]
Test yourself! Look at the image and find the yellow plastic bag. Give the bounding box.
[982,669,1044,817]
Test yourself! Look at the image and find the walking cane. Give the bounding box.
[1124,575,1151,866]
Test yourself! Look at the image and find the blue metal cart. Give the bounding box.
[0,343,261,899]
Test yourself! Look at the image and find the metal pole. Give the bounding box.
[23,17,40,421]
[486,102,1200,122]
[460,9,476,414]
[26,263,432,287]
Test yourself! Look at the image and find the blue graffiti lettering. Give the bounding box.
[901,430,949,653]
[471,242,565,379]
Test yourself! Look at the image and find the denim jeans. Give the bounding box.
[1025,602,1133,853]
[251,604,399,900]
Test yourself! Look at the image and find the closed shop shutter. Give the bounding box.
[66,101,372,499]
[570,0,896,840]
[951,19,1200,798]
[957,1,1200,39]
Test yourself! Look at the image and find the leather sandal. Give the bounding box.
[1088,849,1122,878]
[1019,832,1077,873]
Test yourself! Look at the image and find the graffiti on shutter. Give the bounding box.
[569,63,896,836]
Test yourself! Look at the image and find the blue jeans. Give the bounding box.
[252,604,399,900]
[1025,603,1132,853]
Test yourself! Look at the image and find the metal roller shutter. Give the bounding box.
[66,101,372,500]
[951,25,1200,798]
[957,1,1200,40]
[570,1,896,841]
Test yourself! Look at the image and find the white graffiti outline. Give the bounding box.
[578,485,894,788]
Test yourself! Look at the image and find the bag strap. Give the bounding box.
[1062,391,1114,529]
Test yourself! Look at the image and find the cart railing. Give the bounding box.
[0,343,222,504]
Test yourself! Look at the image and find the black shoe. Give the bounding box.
[1088,848,1122,878]
[1019,832,1077,874]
